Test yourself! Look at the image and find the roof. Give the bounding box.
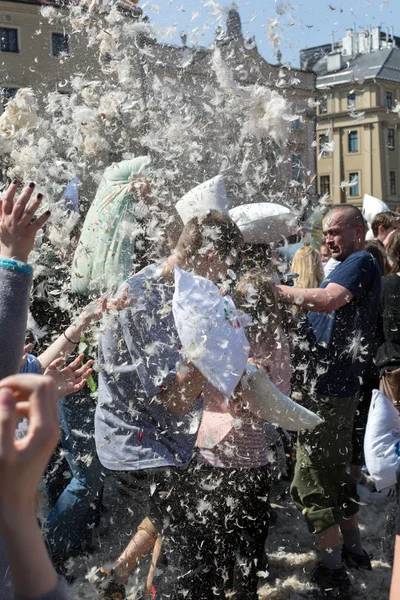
[316,47,400,88]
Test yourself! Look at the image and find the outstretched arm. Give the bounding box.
[0,180,50,379]
[275,282,354,313]
[38,290,131,372]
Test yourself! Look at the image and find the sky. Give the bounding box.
[142,0,400,68]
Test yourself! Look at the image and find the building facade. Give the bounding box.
[301,27,400,208]
[0,1,316,209]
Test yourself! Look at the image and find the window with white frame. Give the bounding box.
[349,172,360,197]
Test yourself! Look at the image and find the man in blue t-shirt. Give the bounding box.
[277,205,382,600]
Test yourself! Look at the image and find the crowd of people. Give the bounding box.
[1,176,400,600]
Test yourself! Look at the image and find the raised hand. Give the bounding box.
[44,354,94,398]
[0,374,59,510]
[0,180,51,263]
[79,286,133,327]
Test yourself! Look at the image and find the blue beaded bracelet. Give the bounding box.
[0,257,33,276]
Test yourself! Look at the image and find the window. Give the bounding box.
[348,130,359,153]
[291,117,301,132]
[291,153,303,183]
[0,28,18,53]
[319,134,329,158]
[386,91,393,110]
[319,96,328,114]
[347,92,356,109]
[1,88,18,108]
[52,33,69,57]
[390,171,397,195]
[320,175,330,197]
[388,128,395,150]
[349,172,360,197]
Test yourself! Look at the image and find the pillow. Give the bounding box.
[364,389,400,491]
[362,194,390,226]
[71,156,152,295]
[175,175,230,225]
[241,364,323,431]
[229,202,297,244]
[172,266,249,397]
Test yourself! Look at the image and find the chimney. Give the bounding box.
[327,51,342,73]
[371,26,381,51]
[342,29,354,58]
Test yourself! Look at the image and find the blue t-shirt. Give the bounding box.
[307,251,382,397]
[19,353,41,374]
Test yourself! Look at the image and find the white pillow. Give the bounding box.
[229,202,297,244]
[241,364,323,431]
[175,175,230,225]
[172,266,249,397]
[364,389,400,491]
[362,194,390,226]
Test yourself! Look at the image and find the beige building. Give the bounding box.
[0,1,316,207]
[301,27,400,209]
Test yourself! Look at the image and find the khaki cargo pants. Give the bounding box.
[291,394,360,534]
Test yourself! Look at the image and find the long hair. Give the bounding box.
[233,269,282,338]
[386,230,400,275]
[291,246,324,289]
[365,240,385,275]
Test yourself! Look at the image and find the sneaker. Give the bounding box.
[95,567,126,600]
[342,547,372,571]
[311,563,352,599]
[357,483,396,504]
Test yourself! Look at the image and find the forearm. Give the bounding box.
[0,507,59,599]
[38,318,90,371]
[159,363,205,414]
[0,265,32,378]
[276,285,338,312]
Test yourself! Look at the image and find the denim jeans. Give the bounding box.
[45,389,105,557]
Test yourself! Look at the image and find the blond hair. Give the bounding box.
[291,246,324,289]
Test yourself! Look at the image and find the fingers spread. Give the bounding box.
[1,180,19,217]
[29,209,51,234]
[19,194,43,226]
[67,353,85,372]
[13,184,36,221]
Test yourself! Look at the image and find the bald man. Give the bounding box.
[277,205,382,600]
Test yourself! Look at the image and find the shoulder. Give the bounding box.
[343,251,375,269]
[337,251,380,281]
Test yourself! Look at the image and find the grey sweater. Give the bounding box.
[0,266,69,600]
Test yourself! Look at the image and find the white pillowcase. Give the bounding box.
[241,364,323,431]
[176,175,230,225]
[172,266,249,397]
[229,202,298,244]
[364,389,400,491]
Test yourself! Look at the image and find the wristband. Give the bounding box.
[63,331,80,345]
[0,257,33,276]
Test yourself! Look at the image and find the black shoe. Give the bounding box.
[311,563,352,599]
[342,547,372,571]
[95,568,126,600]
